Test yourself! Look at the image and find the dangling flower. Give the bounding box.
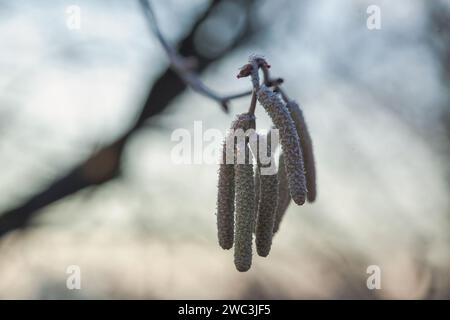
[255,132,278,257]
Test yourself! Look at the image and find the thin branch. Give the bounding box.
[0,0,258,238]
[224,89,254,101]
[139,0,252,112]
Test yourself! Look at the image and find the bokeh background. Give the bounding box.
[0,0,449,299]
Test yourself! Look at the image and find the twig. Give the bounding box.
[139,0,252,112]
[259,63,288,99]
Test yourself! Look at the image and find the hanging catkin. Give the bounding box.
[255,132,278,257]
[233,113,256,272]
[254,165,261,222]
[216,144,235,249]
[256,84,307,205]
[286,100,317,203]
[217,113,254,250]
[273,152,291,233]
[216,55,319,270]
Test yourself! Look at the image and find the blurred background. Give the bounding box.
[0,0,449,299]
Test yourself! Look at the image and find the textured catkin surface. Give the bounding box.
[255,169,278,257]
[273,153,291,233]
[216,113,255,250]
[234,158,255,272]
[254,166,261,223]
[233,114,256,271]
[286,100,317,203]
[257,85,307,205]
[216,148,235,250]
[254,132,278,257]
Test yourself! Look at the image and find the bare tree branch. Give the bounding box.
[0,0,258,238]
[139,0,252,112]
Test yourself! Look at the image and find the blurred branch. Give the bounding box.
[0,0,258,238]
[139,0,252,112]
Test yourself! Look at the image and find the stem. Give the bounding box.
[140,0,254,113]
[248,90,257,115]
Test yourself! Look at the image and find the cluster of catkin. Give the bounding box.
[216,55,316,272]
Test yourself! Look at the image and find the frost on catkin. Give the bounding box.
[273,152,291,233]
[233,116,256,272]
[217,113,255,250]
[257,84,307,205]
[286,100,317,203]
[255,133,278,257]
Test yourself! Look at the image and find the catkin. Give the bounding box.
[273,152,291,233]
[254,166,261,222]
[234,163,255,271]
[286,100,317,203]
[233,113,256,272]
[217,113,255,250]
[257,84,307,205]
[255,133,278,257]
[216,148,235,249]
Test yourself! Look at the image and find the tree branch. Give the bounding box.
[0,0,258,238]
[139,0,252,112]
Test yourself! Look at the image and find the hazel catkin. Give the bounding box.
[286,100,317,203]
[233,114,256,272]
[216,113,255,250]
[234,161,255,271]
[255,133,278,257]
[216,147,235,250]
[256,84,307,205]
[273,152,291,233]
[254,165,261,223]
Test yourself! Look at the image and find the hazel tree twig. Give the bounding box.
[139,0,252,112]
